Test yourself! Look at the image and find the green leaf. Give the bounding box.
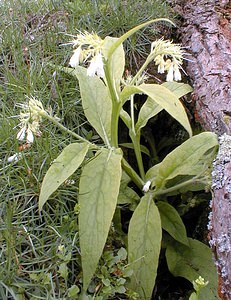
[79,148,122,291]
[39,142,89,210]
[162,82,193,98]
[135,97,162,134]
[166,238,219,300]
[118,172,140,205]
[189,292,197,300]
[120,84,192,136]
[58,263,68,280]
[145,163,161,183]
[68,285,80,299]
[60,66,112,146]
[120,108,131,128]
[156,201,189,246]
[120,143,150,157]
[154,132,218,192]
[128,194,162,299]
[103,36,125,93]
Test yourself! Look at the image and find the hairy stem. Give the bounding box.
[39,111,96,148]
[121,158,144,190]
[129,131,146,180]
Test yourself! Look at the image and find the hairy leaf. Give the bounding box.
[79,148,122,291]
[155,132,218,192]
[135,97,162,134]
[162,82,193,98]
[157,201,189,246]
[120,143,150,157]
[166,238,219,300]
[145,163,161,186]
[120,108,131,128]
[39,143,89,210]
[120,84,192,136]
[118,172,140,206]
[128,194,162,299]
[60,66,112,146]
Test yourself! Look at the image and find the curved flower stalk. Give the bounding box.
[8,95,94,164]
[69,31,105,77]
[129,39,185,86]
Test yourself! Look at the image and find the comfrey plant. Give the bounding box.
[13,20,219,299]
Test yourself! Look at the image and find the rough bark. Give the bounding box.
[169,0,231,299]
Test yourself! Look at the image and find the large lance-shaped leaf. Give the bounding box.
[162,82,193,98]
[166,238,219,300]
[39,143,89,210]
[135,97,163,134]
[128,194,162,299]
[157,201,189,246]
[154,132,218,191]
[60,66,112,146]
[79,148,122,291]
[120,84,192,136]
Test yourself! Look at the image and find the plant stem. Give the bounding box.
[130,94,135,133]
[129,94,145,180]
[110,101,121,147]
[104,61,121,147]
[152,176,204,198]
[104,61,119,104]
[39,111,96,149]
[129,131,146,180]
[130,54,152,86]
[121,158,144,190]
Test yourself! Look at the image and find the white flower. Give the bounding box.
[158,63,165,74]
[17,127,26,141]
[142,180,151,193]
[26,128,34,143]
[173,64,182,81]
[69,46,82,68]
[166,64,174,82]
[155,55,165,74]
[68,31,105,77]
[8,153,22,163]
[87,53,104,77]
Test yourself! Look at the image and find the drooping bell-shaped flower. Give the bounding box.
[69,46,82,68]
[68,31,105,78]
[151,39,184,82]
[87,53,104,78]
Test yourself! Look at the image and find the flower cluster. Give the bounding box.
[122,71,148,86]
[193,276,209,290]
[8,97,46,163]
[151,39,184,82]
[16,97,45,144]
[69,31,105,77]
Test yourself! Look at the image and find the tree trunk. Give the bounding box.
[169,0,231,299]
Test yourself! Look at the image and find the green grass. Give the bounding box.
[0,0,175,298]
